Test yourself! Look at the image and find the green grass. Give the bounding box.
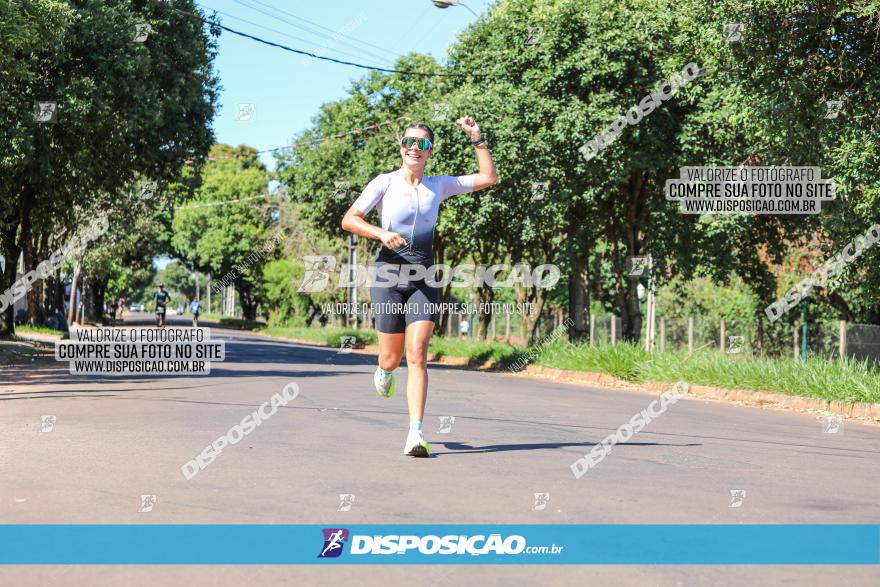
[427,336,521,364]
[258,327,880,404]
[14,325,65,336]
[200,313,265,330]
[262,326,377,347]
[636,349,880,404]
[535,340,648,380]
[533,340,880,404]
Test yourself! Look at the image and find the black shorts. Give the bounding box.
[156,307,166,315]
[370,262,439,334]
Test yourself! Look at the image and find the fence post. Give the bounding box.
[659,318,666,353]
[589,314,595,346]
[610,316,617,344]
[687,317,694,355]
[720,319,726,353]
[793,325,800,360]
[839,320,847,364]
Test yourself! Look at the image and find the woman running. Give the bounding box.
[341,116,498,457]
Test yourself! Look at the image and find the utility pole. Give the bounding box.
[348,233,357,328]
[645,255,655,351]
[801,299,808,362]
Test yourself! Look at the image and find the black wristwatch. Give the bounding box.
[471,136,486,146]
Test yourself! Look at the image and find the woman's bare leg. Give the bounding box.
[377,331,405,371]
[404,320,434,422]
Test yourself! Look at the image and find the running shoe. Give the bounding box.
[374,366,395,398]
[403,429,431,457]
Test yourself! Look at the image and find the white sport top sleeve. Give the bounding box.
[351,170,475,264]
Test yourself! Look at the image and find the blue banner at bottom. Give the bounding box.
[1,525,878,564]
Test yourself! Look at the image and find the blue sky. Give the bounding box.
[198,0,492,169]
[157,0,489,270]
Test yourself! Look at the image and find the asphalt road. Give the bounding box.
[1,315,878,586]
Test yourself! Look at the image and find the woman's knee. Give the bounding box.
[405,346,428,368]
[379,350,402,370]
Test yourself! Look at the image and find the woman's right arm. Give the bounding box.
[341,208,406,249]
[341,174,407,249]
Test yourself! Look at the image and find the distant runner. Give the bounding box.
[341,116,498,457]
[190,297,202,327]
[152,284,171,328]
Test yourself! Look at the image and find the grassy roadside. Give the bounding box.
[534,340,879,404]
[258,326,879,404]
[262,326,377,348]
[13,325,65,336]
[200,313,265,330]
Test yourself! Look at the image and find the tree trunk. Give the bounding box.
[82,275,103,324]
[568,253,589,341]
[52,271,65,316]
[621,280,642,342]
[0,224,20,337]
[476,285,494,340]
[67,260,81,326]
[516,283,532,341]
[527,288,548,343]
[22,232,39,326]
[613,169,648,342]
[239,284,257,321]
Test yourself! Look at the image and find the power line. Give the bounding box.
[176,194,274,210]
[215,21,472,78]
[230,0,399,67]
[175,184,350,209]
[203,6,396,68]
[159,1,479,79]
[236,0,404,60]
[256,116,409,155]
[185,116,409,164]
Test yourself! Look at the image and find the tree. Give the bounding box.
[0,0,218,334]
[171,145,275,321]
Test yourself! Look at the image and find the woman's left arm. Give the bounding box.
[456,116,498,191]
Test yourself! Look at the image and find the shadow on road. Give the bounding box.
[434,440,703,455]
[1,322,375,391]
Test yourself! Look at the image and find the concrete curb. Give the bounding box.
[510,365,880,426]
[250,330,880,426]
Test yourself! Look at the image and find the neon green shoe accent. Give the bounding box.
[374,368,395,398]
[383,374,395,398]
[403,434,431,457]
